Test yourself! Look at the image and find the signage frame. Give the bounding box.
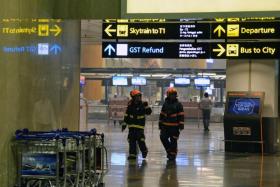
[102,42,280,59]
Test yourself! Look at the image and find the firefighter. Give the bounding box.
[122,89,152,160]
[159,87,184,161]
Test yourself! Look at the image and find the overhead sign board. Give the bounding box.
[1,22,62,37]
[220,22,280,39]
[103,42,209,59]
[1,19,63,57]
[103,22,211,39]
[103,42,280,59]
[103,22,280,40]
[2,43,62,56]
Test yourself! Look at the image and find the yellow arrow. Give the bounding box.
[213,25,225,37]
[105,19,116,22]
[213,44,225,57]
[105,24,116,37]
[215,18,225,22]
[49,24,62,36]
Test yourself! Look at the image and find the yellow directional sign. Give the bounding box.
[227,18,240,22]
[226,44,239,57]
[38,19,50,23]
[105,19,116,22]
[105,24,117,37]
[117,19,129,23]
[38,24,49,36]
[49,24,62,36]
[215,18,225,22]
[117,25,128,37]
[213,44,225,57]
[213,25,225,37]
[227,24,239,37]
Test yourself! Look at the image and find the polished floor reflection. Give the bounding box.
[89,121,280,187]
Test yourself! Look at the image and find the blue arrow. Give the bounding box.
[104,44,115,56]
[50,44,62,55]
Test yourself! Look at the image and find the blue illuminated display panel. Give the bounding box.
[112,76,128,86]
[131,77,146,85]
[194,78,210,86]
[227,97,260,115]
[174,78,190,85]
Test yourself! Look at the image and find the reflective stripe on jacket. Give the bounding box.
[124,101,152,129]
[159,98,184,127]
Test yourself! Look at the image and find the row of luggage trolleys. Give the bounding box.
[13,128,108,187]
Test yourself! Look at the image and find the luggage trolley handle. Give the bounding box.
[15,133,60,141]
[72,135,82,187]
[15,128,97,137]
[100,133,108,174]
[15,128,61,135]
[60,128,97,136]
[80,135,86,187]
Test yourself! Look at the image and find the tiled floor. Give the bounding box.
[88,120,280,187]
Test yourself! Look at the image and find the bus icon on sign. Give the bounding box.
[226,44,239,57]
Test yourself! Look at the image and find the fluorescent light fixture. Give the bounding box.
[151,74,171,77]
[116,74,133,77]
[198,73,216,76]
[206,59,214,63]
[139,74,151,77]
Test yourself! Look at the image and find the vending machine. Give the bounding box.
[224,91,265,153]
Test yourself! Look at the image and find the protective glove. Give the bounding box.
[145,107,152,115]
[143,101,148,107]
[122,125,127,132]
[119,121,127,132]
[179,124,184,131]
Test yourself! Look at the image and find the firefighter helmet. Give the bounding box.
[130,89,142,97]
[166,87,177,97]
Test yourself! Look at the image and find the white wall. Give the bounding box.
[226,60,278,117]
[127,0,280,13]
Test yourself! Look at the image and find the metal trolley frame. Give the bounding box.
[13,128,108,187]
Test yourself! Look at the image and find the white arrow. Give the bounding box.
[104,44,115,56]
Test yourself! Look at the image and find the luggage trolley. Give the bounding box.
[13,129,108,187]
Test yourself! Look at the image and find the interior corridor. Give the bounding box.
[89,121,280,187]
